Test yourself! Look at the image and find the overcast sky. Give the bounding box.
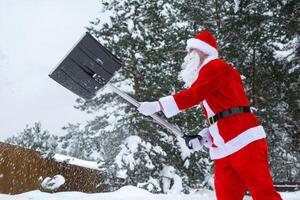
[0,0,102,140]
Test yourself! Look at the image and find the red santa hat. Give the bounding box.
[186,30,218,57]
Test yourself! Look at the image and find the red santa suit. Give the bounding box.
[159,30,282,200]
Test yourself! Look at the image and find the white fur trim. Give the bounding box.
[203,100,215,118]
[187,38,218,57]
[208,122,225,147]
[209,125,266,160]
[159,96,180,118]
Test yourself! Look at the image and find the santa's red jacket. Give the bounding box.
[159,57,266,160]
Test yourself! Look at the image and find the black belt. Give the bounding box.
[208,106,251,125]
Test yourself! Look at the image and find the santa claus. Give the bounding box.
[138,30,282,200]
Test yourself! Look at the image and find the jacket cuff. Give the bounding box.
[159,96,180,118]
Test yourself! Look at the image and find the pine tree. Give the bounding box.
[6,122,58,158]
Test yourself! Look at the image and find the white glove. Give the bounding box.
[199,128,212,148]
[138,101,161,116]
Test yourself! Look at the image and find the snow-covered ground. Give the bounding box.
[0,185,299,200]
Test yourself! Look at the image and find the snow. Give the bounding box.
[114,135,166,178]
[53,154,100,170]
[288,65,300,74]
[161,3,172,17]
[115,136,141,171]
[127,19,134,33]
[0,185,299,200]
[273,37,299,74]
[116,169,128,179]
[134,52,143,60]
[176,135,192,160]
[234,0,240,13]
[274,38,299,62]
[160,165,183,194]
[137,177,161,192]
[40,175,65,191]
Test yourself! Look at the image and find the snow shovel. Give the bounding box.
[49,32,184,137]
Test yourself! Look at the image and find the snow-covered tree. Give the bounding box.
[58,123,94,160]
[59,0,299,191]
[75,0,214,193]
[5,122,58,158]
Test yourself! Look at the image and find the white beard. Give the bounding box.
[178,51,201,88]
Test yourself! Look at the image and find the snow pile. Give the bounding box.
[0,185,299,200]
[53,154,100,170]
[40,175,65,191]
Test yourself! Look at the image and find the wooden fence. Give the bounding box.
[0,142,107,194]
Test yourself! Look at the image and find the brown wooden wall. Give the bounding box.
[0,142,108,194]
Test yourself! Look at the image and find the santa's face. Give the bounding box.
[178,49,207,88]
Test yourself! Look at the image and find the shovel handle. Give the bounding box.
[106,83,184,137]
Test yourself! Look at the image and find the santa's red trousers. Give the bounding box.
[214,139,282,200]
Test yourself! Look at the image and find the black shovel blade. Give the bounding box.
[49,32,123,99]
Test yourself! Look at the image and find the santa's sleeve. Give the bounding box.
[159,63,224,118]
